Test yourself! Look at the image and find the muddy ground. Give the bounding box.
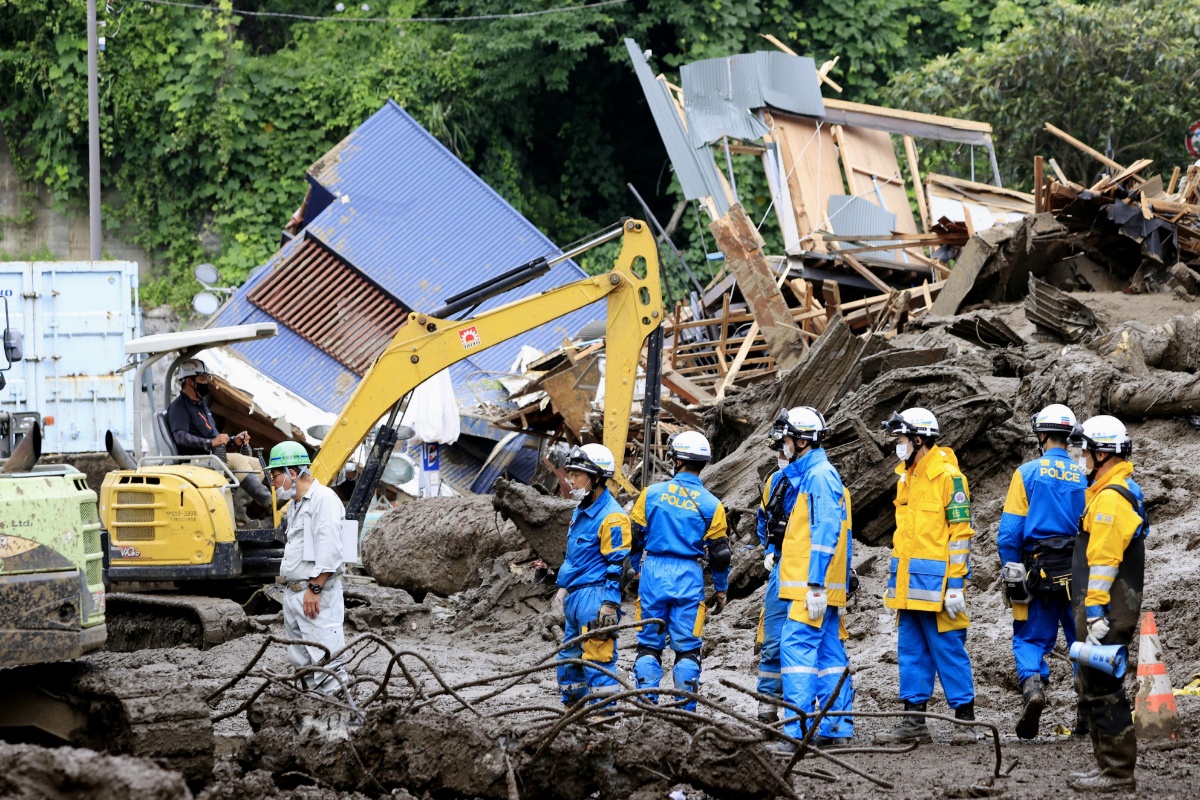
[10,290,1200,799]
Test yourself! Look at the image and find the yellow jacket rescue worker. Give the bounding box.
[875,408,979,746]
[1066,416,1146,793]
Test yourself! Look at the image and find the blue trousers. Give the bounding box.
[897,609,974,708]
[1012,594,1076,685]
[636,555,706,710]
[781,604,854,740]
[756,563,788,699]
[557,585,620,705]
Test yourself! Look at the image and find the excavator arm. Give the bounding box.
[311,218,663,494]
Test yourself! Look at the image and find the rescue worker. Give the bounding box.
[770,407,855,750]
[271,441,350,695]
[998,404,1086,739]
[876,408,979,745]
[1067,416,1146,792]
[553,443,630,706]
[628,431,730,712]
[753,414,791,722]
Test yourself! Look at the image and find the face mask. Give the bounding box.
[1077,455,1092,476]
[896,442,911,462]
[275,470,296,501]
[194,381,210,398]
[569,486,589,502]
[777,456,791,471]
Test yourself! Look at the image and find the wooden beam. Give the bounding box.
[1044,122,1126,173]
[838,253,895,294]
[1048,158,1071,184]
[1033,155,1044,214]
[1168,166,1182,195]
[708,203,807,371]
[824,98,992,134]
[904,134,930,232]
[662,368,715,405]
[715,321,759,400]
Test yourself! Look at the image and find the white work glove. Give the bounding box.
[1001,561,1027,584]
[944,587,966,619]
[806,586,828,621]
[552,587,567,614]
[764,551,776,572]
[1086,615,1111,645]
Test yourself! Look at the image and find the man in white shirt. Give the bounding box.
[269,441,350,695]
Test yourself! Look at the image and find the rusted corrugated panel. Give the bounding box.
[247,237,409,376]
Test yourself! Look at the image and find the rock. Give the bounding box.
[0,742,192,800]
[362,497,523,597]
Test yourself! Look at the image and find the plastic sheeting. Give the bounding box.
[400,368,461,444]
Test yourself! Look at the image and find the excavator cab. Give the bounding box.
[101,323,285,587]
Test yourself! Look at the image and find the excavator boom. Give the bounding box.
[312,218,664,493]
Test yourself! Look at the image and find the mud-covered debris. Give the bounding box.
[362,495,523,597]
[493,477,576,569]
[0,742,193,800]
[342,583,425,633]
[1025,275,1105,342]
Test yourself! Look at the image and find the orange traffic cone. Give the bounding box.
[1134,612,1180,743]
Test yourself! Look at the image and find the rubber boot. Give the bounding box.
[1069,728,1136,792]
[1015,674,1046,740]
[757,700,780,724]
[950,701,982,745]
[1070,704,1091,738]
[1070,724,1102,779]
[240,473,275,513]
[873,701,932,745]
[634,651,664,705]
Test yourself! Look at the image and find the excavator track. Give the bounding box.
[0,660,215,783]
[104,593,250,651]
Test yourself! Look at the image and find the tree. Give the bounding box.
[883,0,1200,190]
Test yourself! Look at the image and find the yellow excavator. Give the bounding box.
[98,218,664,646]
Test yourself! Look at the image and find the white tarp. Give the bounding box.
[399,368,461,445]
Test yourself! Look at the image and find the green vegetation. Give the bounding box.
[884,0,1200,190]
[1,0,1060,308]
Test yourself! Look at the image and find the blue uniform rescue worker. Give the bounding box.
[629,431,731,712]
[877,408,979,745]
[998,403,1086,739]
[1067,416,1146,792]
[554,443,630,706]
[771,407,855,751]
[753,417,791,723]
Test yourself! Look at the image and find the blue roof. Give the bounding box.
[211,100,604,413]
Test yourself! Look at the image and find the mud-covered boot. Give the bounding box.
[1070,724,1102,779]
[1070,705,1091,738]
[873,701,932,744]
[757,700,780,724]
[1069,729,1136,792]
[950,701,983,745]
[1015,675,1046,740]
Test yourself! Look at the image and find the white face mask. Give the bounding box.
[896,442,911,462]
[274,469,297,501]
[569,485,589,502]
[777,456,791,471]
[1077,455,1092,475]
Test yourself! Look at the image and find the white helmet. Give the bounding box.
[565,443,616,479]
[882,407,939,438]
[1032,403,1077,435]
[1071,415,1132,457]
[667,430,712,464]
[780,406,829,444]
[178,359,210,379]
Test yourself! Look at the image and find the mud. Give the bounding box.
[493,477,577,568]
[0,742,193,799]
[362,495,524,597]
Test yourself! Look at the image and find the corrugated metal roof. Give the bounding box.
[248,236,409,375]
[827,194,905,265]
[624,39,730,215]
[681,51,824,149]
[212,100,608,413]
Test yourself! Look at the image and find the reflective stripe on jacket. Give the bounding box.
[884,446,975,617]
[777,448,853,624]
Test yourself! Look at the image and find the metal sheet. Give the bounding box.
[211,101,607,412]
[682,51,823,148]
[624,39,730,214]
[827,195,904,266]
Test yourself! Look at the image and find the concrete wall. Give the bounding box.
[0,130,151,276]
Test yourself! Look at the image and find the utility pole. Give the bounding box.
[87,0,101,261]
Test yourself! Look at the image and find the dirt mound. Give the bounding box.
[362,495,523,597]
[493,477,576,568]
[0,742,192,800]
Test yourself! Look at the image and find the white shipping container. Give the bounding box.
[0,261,141,453]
